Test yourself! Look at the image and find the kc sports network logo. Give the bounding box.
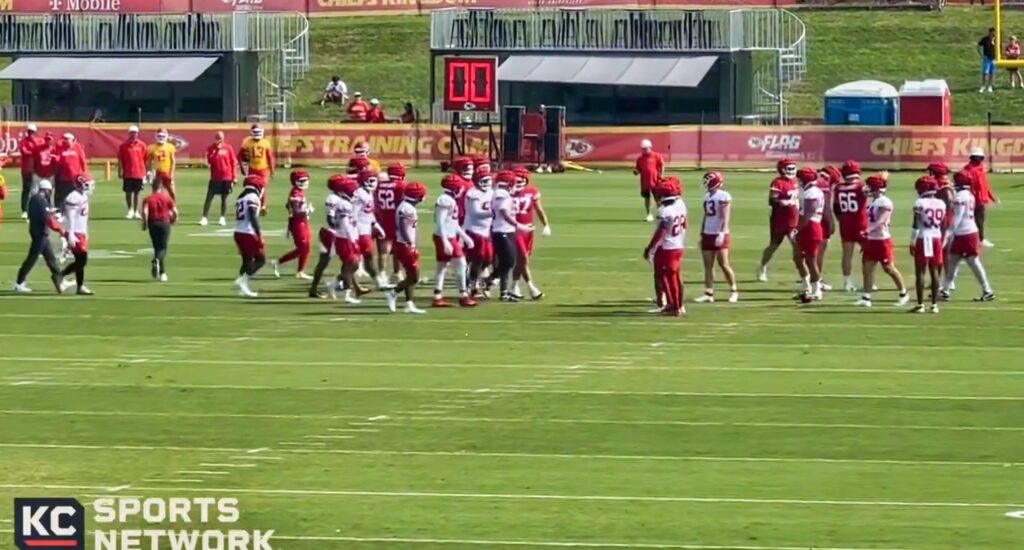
[14,497,274,550]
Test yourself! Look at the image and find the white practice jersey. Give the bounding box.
[323,193,346,234]
[463,187,493,236]
[395,201,418,245]
[913,197,946,240]
[951,189,979,236]
[656,199,688,251]
[64,190,89,235]
[433,192,460,238]
[491,188,516,233]
[234,192,261,235]
[352,187,377,236]
[335,196,358,240]
[702,189,731,235]
[865,195,893,240]
[801,186,825,223]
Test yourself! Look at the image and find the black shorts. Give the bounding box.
[209,180,233,196]
[123,178,144,193]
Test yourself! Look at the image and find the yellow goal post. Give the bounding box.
[996,0,1024,67]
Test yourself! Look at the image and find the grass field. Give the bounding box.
[1,168,1023,549]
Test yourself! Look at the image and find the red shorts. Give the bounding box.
[394,242,420,272]
[467,232,494,263]
[700,233,731,251]
[248,168,271,182]
[862,238,894,265]
[318,228,336,255]
[797,223,824,258]
[770,209,799,237]
[822,217,835,239]
[335,238,360,263]
[378,215,397,242]
[653,247,683,272]
[433,234,464,261]
[288,219,311,245]
[70,233,88,254]
[357,234,374,255]
[950,233,980,257]
[156,171,173,186]
[234,232,265,258]
[838,217,866,244]
[913,237,944,269]
[516,231,535,257]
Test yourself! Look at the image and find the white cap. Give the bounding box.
[370,98,380,105]
[128,125,139,133]
[640,139,653,149]
[37,179,53,191]
[26,123,38,132]
[354,91,362,96]
[970,147,985,158]
[63,132,74,141]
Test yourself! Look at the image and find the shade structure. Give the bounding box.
[498,55,717,88]
[0,56,219,82]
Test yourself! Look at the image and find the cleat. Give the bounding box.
[459,296,478,307]
[976,292,996,302]
[295,272,313,280]
[947,279,957,291]
[895,292,910,307]
[326,282,337,300]
[510,291,524,300]
[939,290,951,301]
[308,291,326,299]
[159,273,168,282]
[238,287,258,298]
[218,216,227,226]
[819,281,833,292]
[344,294,361,305]
[386,290,398,312]
[134,211,143,220]
[500,293,521,303]
[376,273,392,288]
[855,298,872,308]
[199,217,208,226]
[728,292,739,303]
[59,280,74,294]
[911,304,926,313]
[530,290,544,301]
[20,211,28,219]
[982,239,995,248]
[404,303,426,314]
[799,293,817,304]
[126,210,134,219]
[355,266,370,279]
[843,282,857,292]
[756,267,768,282]
[930,304,940,314]
[645,214,654,222]
[12,282,32,294]
[151,261,160,280]
[271,260,281,279]
[76,286,94,296]
[432,297,452,308]
[51,274,64,293]
[694,294,714,303]
[647,306,664,314]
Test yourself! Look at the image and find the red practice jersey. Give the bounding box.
[118,139,148,180]
[32,143,57,179]
[56,142,88,182]
[287,187,309,221]
[635,152,664,189]
[19,136,44,176]
[514,185,541,225]
[207,143,238,182]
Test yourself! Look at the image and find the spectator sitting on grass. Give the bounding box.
[400,102,418,123]
[367,99,386,123]
[1007,36,1023,88]
[347,92,369,121]
[320,76,348,106]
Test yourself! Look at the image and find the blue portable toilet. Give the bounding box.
[824,80,899,126]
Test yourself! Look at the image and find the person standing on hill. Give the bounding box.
[1006,36,1022,88]
[979,27,997,93]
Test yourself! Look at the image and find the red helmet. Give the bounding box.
[513,167,530,190]
[658,176,682,198]
[244,174,265,189]
[358,170,379,189]
[441,174,464,193]
[915,176,940,196]
[841,160,862,180]
[73,174,89,191]
[348,156,370,173]
[776,159,797,178]
[819,165,842,185]
[494,170,516,188]
[926,162,949,177]
[387,163,406,181]
[472,155,490,171]
[354,141,369,157]
[290,169,310,189]
[796,167,818,185]
[702,171,724,191]
[327,174,347,195]
[403,181,427,202]
[865,174,887,193]
[453,157,473,176]
[953,169,975,188]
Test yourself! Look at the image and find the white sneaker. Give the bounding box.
[271,260,281,279]
[982,239,995,248]
[694,294,714,303]
[930,304,940,314]
[855,298,872,307]
[20,211,28,219]
[134,212,143,220]
[948,279,957,291]
[238,286,258,298]
[126,210,134,219]
[987,86,994,93]
[233,275,244,288]
[645,214,654,222]
[218,217,226,227]
[344,290,361,305]
[912,304,926,314]
[895,292,910,307]
[819,281,833,292]
[12,282,31,294]
[812,289,823,301]
[728,292,739,303]
[159,273,168,282]
[326,281,338,300]
[647,306,664,314]
[199,217,209,226]
[386,290,398,312]
[980,87,987,93]
[756,266,768,282]
[59,280,74,293]
[355,266,369,279]
[404,302,426,314]
[843,279,857,292]
[295,272,312,280]
[376,273,392,289]
[76,285,93,296]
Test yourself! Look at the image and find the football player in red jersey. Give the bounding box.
[453,156,474,181]
[511,167,551,300]
[815,165,841,290]
[756,159,799,282]
[272,169,314,280]
[375,164,407,283]
[644,177,687,316]
[388,181,428,314]
[833,160,869,291]
[793,167,826,303]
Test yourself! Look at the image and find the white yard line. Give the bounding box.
[199,463,256,468]
[176,470,230,476]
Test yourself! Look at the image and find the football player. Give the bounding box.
[756,159,799,281]
[942,170,995,302]
[490,170,531,302]
[928,162,954,286]
[643,177,687,316]
[353,170,388,288]
[856,174,910,308]
[793,167,825,303]
[833,161,868,291]
[388,181,428,314]
[463,169,494,298]
[376,164,407,283]
[147,129,177,201]
[239,125,274,212]
[909,176,946,313]
[432,174,476,307]
[272,169,314,280]
[815,165,841,290]
[60,175,93,295]
[348,141,380,173]
[695,171,737,303]
[512,167,551,300]
[309,175,345,298]
[232,176,266,298]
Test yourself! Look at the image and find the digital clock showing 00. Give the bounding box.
[443,57,498,113]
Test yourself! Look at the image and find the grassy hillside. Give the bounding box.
[295,6,1024,125]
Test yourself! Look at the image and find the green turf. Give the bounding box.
[0,168,1022,549]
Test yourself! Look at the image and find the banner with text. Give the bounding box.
[3,123,1020,171]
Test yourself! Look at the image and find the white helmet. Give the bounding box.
[640,139,653,150]
[155,129,168,144]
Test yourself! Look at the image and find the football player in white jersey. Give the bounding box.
[60,175,93,295]
[232,176,266,298]
[432,174,476,307]
[941,170,995,302]
[695,171,737,303]
[309,175,353,299]
[856,175,910,308]
[643,177,687,316]
[909,176,947,313]
[463,171,494,297]
[353,170,389,288]
[793,167,825,303]
[388,182,428,314]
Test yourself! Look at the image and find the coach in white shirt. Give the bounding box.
[320,76,348,106]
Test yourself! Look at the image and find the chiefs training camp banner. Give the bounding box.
[0,0,793,16]
[2,123,1020,171]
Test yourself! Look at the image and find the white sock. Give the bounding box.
[844,275,854,286]
[453,257,468,293]
[965,256,993,293]
[513,283,522,295]
[528,281,541,295]
[434,263,448,294]
[944,258,959,290]
[802,276,811,294]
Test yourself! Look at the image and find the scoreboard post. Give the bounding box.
[442,56,501,169]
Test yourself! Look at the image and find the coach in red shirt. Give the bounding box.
[202,131,238,226]
[964,147,999,247]
[18,123,45,217]
[141,178,178,282]
[634,139,664,222]
[118,125,148,220]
